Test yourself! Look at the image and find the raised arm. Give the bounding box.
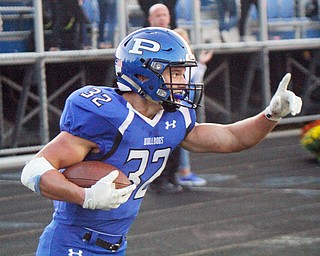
[182,73,302,153]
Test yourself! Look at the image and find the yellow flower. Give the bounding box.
[300,124,320,153]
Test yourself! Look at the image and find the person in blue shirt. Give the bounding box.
[46,0,87,51]
[216,0,239,42]
[238,0,258,41]
[21,27,302,255]
[97,0,117,49]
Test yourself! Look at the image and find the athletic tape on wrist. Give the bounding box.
[21,157,55,193]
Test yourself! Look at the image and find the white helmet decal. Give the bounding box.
[129,38,161,55]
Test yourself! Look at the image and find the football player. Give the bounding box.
[21,27,302,255]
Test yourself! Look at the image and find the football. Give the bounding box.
[62,161,131,189]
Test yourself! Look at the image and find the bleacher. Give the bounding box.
[0,0,319,53]
[0,0,33,52]
[175,0,220,43]
[248,0,320,40]
[0,0,320,154]
[173,0,320,42]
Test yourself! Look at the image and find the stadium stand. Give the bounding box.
[175,0,320,43]
[175,0,220,43]
[0,0,320,156]
[248,0,320,40]
[0,0,34,53]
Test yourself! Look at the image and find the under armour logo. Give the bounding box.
[165,120,176,130]
[129,38,160,55]
[68,249,83,256]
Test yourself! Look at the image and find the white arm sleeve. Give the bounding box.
[21,157,55,193]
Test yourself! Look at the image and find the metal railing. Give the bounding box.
[0,0,319,157]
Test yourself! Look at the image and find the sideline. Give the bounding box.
[0,154,35,171]
[266,128,300,138]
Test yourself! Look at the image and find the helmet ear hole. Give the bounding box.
[135,74,149,82]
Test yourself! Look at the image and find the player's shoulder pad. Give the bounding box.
[67,86,125,113]
[63,86,129,124]
[61,86,129,136]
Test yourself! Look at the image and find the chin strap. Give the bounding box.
[120,73,166,106]
[120,74,146,97]
[162,101,180,112]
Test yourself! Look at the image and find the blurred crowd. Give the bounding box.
[39,0,320,51]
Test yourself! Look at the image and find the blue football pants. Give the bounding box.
[36,220,127,255]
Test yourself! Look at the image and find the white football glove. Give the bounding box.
[82,170,136,211]
[265,73,302,121]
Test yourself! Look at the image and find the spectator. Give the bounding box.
[81,0,100,49]
[173,28,213,187]
[238,0,258,41]
[97,0,117,49]
[138,0,178,29]
[216,0,239,42]
[146,3,183,193]
[46,0,88,51]
[0,14,2,32]
[306,0,319,20]
[148,3,171,28]
[147,4,212,192]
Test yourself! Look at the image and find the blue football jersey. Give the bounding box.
[54,86,196,235]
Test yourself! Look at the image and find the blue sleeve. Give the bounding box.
[59,87,120,155]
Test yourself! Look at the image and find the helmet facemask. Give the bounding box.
[162,66,203,112]
[141,58,204,112]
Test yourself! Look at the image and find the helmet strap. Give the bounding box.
[121,74,146,97]
[162,101,180,112]
[120,74,162,105]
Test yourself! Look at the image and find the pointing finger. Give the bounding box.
[276,73,291,93]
